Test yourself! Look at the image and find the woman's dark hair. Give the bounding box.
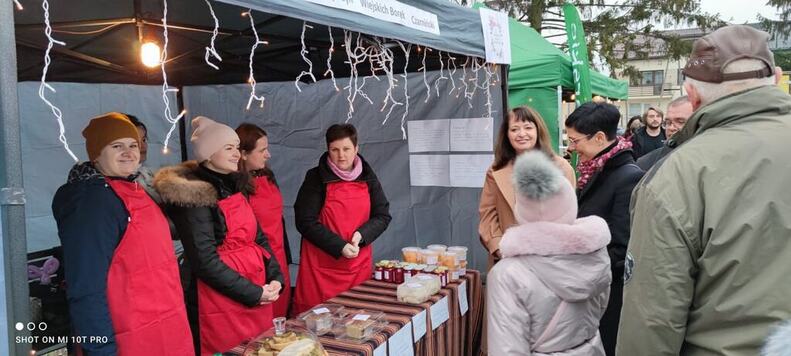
[493,106,555,170]
[235,123,275,192]
[125,113,147,139]
[623,115,642,139]
[325,124,358,148]
[565,102,621,141]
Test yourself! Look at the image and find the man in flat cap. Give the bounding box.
[617,25,791,356]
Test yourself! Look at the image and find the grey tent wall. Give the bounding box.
[1,1,29,354]
[183,70,502,274]
[16,83,184,253]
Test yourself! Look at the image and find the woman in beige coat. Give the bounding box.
[479,106,576,262]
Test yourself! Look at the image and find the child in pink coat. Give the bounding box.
[487,151,612,355]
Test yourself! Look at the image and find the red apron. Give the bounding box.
[293,181,372,315]
[197,193,273,356]
[248,176,291,318]
[105,179,193,356]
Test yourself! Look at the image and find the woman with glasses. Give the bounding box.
[479,106,576,263]
[564,102,644,356]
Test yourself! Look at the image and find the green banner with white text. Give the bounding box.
[563,3,592,105]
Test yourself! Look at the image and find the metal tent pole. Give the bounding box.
[0,1,31,355]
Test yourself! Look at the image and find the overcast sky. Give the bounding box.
[698,0,779,25]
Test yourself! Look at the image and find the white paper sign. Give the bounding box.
[306,0,440,35]
[389,322,414,356]
[412,309,427,342]
[409,155,450,187]
[353,314,371,321]
[449,154,494,188]
[479,8,512,64]
[407,119,450,152]
[450,118,494,152]
[312,307,330,314]
[458,281,469,316]
[429,296,450,330]
[374,341,388,356]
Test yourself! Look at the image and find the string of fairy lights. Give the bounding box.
[29,0,499,160]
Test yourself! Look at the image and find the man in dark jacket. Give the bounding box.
[635,96,693,171]
[630,107,666,158]
[565,102,644,356]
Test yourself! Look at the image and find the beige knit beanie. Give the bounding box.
[190,116,239,162]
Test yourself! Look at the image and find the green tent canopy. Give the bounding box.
[474,4,628,152]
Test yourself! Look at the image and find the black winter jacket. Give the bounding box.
[154,161,283,308]
[294,153,391,259]
[577,147,644,276]
[52,162,129,356]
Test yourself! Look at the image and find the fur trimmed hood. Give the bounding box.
[499,216,612,302]
[763,320,791,356]
[153,161,218,207]
[500,216,611,258]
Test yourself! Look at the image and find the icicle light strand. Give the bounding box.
[39,0,78,162]
[203,0,223,70]
[294,22,317,92]
[160,0,187,153]
[244,10,267,110]
[324,26,340,91]
[397,41,411,139]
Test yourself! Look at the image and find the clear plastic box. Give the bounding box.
[397,281,433,304]
[297,304,347,336]
[334,310,387,342]
[242,318,328,356]
[406,273,441,294]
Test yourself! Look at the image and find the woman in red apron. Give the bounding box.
[52,112,193,355]
[155,116,284,356]
[292,124,391,315]
[236,123,293,318]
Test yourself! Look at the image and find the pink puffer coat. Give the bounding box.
[487,216,612,356]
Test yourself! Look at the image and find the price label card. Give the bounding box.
[412,310,427,342]
[388,322,414,356]
[312,307,330,314]
[353,314,370,321]
[429,296,450,330]
[458,281,469,316]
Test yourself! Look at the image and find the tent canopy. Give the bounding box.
[14,0,487,85]
[506,14,628,99]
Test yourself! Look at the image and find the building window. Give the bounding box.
[639,70,664,86]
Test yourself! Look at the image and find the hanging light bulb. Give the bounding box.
[140,41,161,68]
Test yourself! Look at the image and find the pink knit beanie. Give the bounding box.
[190,116,240,162]
[513,151,578,225]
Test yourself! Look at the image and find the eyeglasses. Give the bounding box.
[567,134,592,146]
[662,118,687,129]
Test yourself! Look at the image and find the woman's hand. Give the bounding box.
[341,243,359,259]
[351,231,363,246]
[258,282,281,304]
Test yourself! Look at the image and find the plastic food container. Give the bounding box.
[401,247,421,263]
[426,244,447,252]
[421,249,439,265]
[397,281,433,304]
[439,250,458,269]
[335,310,387,342]
[297,304,347,336]
[407,273,441,294]
[448,246,468,275]
[242,318,328,356]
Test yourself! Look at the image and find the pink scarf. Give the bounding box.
[327,155,363,181]
[576,136,632,191]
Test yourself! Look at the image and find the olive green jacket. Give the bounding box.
[617,85,791,356]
